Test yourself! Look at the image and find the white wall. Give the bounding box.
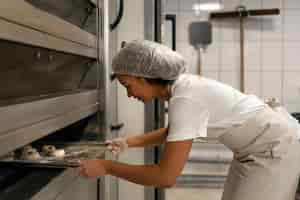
[115,0,145,200]
[164,1,300,200]
[165,0,300,112]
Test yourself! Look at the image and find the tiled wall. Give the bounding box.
[164,0,300,112]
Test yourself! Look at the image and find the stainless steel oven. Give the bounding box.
[0,0,119,199]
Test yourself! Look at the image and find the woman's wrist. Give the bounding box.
[103,160,113,175]
[125,137,133,148]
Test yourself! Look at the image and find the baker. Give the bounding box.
[78,40,300,200]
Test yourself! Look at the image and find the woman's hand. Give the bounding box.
[106,137,129,155]
[77,159,110,179]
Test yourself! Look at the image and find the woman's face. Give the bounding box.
[117,74,154,103]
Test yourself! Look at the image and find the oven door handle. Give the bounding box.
[110,123,124,131]
[165,14,176,50]
[110,0,124,31]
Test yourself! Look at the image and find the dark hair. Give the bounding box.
[111,73,175,86]
[110,73,117,81]
[144,78,175,86]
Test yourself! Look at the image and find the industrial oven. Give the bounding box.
[0,0,120,199]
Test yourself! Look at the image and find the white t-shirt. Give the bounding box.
[166,74,267,142]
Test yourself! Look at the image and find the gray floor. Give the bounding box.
[165,187,223,200]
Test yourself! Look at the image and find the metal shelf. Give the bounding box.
[0,90,98,157]
[0,0,97,58]
[89,0,97,6]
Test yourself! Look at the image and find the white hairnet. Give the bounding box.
[112,40,186,80]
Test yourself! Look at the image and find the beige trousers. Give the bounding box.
[218,107,300,200]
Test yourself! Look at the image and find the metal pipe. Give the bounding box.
[197,47,202,75]
[165,14,176,50]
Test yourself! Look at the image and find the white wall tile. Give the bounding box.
[202,43,220,69]
[179,0,200,12]
[284,103,300,113]
[211,21,221,42]
[221,43,240,70]
[220,0,241,10]
[177,12,200,41]
[244,65,261,72]
[202,70,219,80]
[244,42,261,70]
[284,42,300,70]
[165,0,179,12]
[165,0,300,109]
[262,0,282,9]
[240,0,262,9]
[177,42,198,73]
[220,20,240,42]
[220,71,240,89]
[261,15,282,41]
[284,10,300,41]
[284,0,300,9]
[244,71,261,96]
[262,71,282,100]
[165,20,173,47]
[283,72,300,103]
[262,42,282,70]
[244,18,262,42]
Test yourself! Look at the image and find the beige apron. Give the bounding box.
[214,107,300,200]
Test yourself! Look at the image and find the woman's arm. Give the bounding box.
[104,139,193,187]
[126,127,169,148]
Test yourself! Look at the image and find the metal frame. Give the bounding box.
[0,90,98,157]
[98,1,117,200]
[144,2,156,200]
[31,169,98,200]
[175,175,226,188]
[0,0,97,58]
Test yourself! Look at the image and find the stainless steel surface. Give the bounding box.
[0,19,97,58]
[0,1,97,56]
[176,175,226,188]
[0,143,106,168]
[25,0,97,35]
[0,1,105,200]
[31,169,79,200]
[99,1,117,200]
[0,160,80,169]
[101,0,111,139]
[0,168,98,200]
[144,2,156,200]
[0,90,98,157]
[0,40,97,100]
[89,0,97,6]
[188,143,233,163]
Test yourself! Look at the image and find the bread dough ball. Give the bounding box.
[20,147,41,160]
[42,145,56,156]
[53,149,65,158]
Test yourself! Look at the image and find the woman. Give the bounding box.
[79,40,300,199]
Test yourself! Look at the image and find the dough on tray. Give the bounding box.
[42,145,56,156]
[20,146,41,161]
[42,145,65,158]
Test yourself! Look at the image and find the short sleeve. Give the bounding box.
[167,97,209,142]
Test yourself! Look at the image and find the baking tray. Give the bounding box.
[0,142,107,169]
